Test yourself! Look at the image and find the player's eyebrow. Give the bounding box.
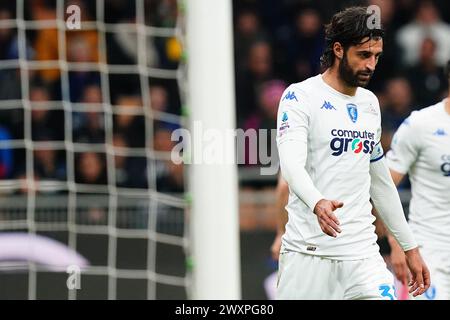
[357,50,383,57]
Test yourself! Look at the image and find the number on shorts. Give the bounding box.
[378,284,395,300]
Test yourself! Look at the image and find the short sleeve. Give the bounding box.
[385,112,420,174]
[276,85,311,146]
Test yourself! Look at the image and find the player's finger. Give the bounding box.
[408,281,418,294]
[412,283,425,297]
[423,266,431,290]
[322,224,337,238]
[409,276,425,296]
[320,214,341,233]
[319,220,330,236]
[414,269,425,292]
[328,212,341,226]
[323,210,341,230]
[408,272,417,290]
[406,269,412,285]
[331,200,344,209]
[327,219,341,233]
[319,221,336,237]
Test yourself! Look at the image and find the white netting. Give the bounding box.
[0,0,189,299]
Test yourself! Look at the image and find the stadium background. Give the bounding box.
[0,0,449,299]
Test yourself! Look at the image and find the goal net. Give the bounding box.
[0,0,189,299]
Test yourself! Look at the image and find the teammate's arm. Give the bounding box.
[373,169,408,285]
[370,154,429,297]
[384,114,422,287]
[385,169,410,286]
[270,174,289,260]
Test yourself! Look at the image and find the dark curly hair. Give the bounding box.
[320,6,385,69]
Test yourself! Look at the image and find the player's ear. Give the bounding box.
[333,42,344,60]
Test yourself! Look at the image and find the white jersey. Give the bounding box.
[386,99,450,250]
[276,74,384,260]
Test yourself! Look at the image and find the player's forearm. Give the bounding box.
[387,232,403,252]
[371,207,388,238]
[275,205,288,235]
[275,211,288,236]
[278,138,324,211]
[275,177,289,235]
[369,157,417,251]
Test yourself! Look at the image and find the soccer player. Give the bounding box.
[385,59,450,300]
[276,6,430,300]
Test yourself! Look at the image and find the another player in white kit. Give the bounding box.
[385,60,450,300]
[276,7,430,300]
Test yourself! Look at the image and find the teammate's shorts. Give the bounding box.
[412,245,450,300]
[276,251,396,300]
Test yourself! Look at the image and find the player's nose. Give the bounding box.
[366,56,377,72]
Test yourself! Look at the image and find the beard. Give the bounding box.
[338,54,373,88]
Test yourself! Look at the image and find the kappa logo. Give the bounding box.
[282,91,298,102]
[363,103,378,115]
[321,101,336,110]
[433,129,447,136]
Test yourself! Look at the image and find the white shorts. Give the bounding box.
[412,246,450,300]
[276,251,396,300]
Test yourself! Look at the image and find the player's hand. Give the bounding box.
[270,233,282,261]
[404,247,430,297]
[389,237,409,286]
[313,199,343,238]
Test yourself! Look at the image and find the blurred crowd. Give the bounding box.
[1,0,450,193]
[235,0,450,188]
[0,0,183,194]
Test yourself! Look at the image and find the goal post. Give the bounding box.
[186,0,241,299]
[0,0,189,300]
